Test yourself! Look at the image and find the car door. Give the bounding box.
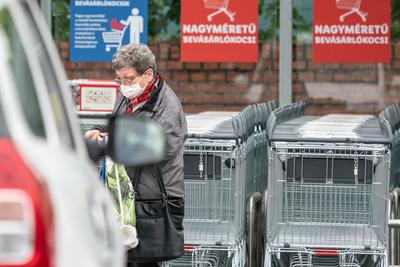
[0,1,124,267]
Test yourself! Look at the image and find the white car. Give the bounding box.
[0,0,165,266]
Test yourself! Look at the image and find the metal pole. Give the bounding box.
[40,0,52,29]
[390,192,397,265]
[389,219,400,229]
[261,190,268,267]
[392,188,400,264]
[279,0,293,106]
[247,192,262,267]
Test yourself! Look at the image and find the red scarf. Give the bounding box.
[125,74,160,114]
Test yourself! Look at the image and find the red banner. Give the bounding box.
[313,0,391,63]
[180,0,258,62]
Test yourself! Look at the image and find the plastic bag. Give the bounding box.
[105,159,138,249]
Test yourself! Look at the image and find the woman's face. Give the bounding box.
[115,66,154,88]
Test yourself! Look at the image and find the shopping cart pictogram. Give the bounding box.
[203,0,235,22]
[102,27,127,52]
[336,0,367,22]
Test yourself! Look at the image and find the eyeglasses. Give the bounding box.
[114,73,141,85]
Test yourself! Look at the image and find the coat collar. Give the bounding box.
[141,77,164,112]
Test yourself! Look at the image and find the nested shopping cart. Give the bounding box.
[164,102,276,267]
[379,104,400,266]
[336,0,367,22]
[264,102,392,267]
[174,111,246,267]
[379,104,400,191]
[203,0,235,22]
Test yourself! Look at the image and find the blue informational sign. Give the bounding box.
[70,0,148,62]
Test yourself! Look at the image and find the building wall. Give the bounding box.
[57,41,400,114]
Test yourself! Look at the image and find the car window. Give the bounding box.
[22,3,75,148]
[0,7,46,138]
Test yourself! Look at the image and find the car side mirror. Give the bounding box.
[107,117,166,167]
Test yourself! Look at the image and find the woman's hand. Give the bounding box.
[84,130,108,143]
[84,129,101,140]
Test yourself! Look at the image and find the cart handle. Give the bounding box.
[184,244,195,252]
[313,250,339,256]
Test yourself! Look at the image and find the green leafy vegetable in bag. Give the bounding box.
[106,163,136,227]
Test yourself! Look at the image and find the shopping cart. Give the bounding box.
[203,0,235,22]
[336,0,367,22]
[102,27,127,52]
[164,111,244,267]
[164,102,276,267]
[264,102,392,267]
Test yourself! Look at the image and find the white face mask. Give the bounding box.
[120,82,145,99]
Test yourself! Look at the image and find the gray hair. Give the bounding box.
[112,44,157,74]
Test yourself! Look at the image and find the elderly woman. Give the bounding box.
[85,44,187,267]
